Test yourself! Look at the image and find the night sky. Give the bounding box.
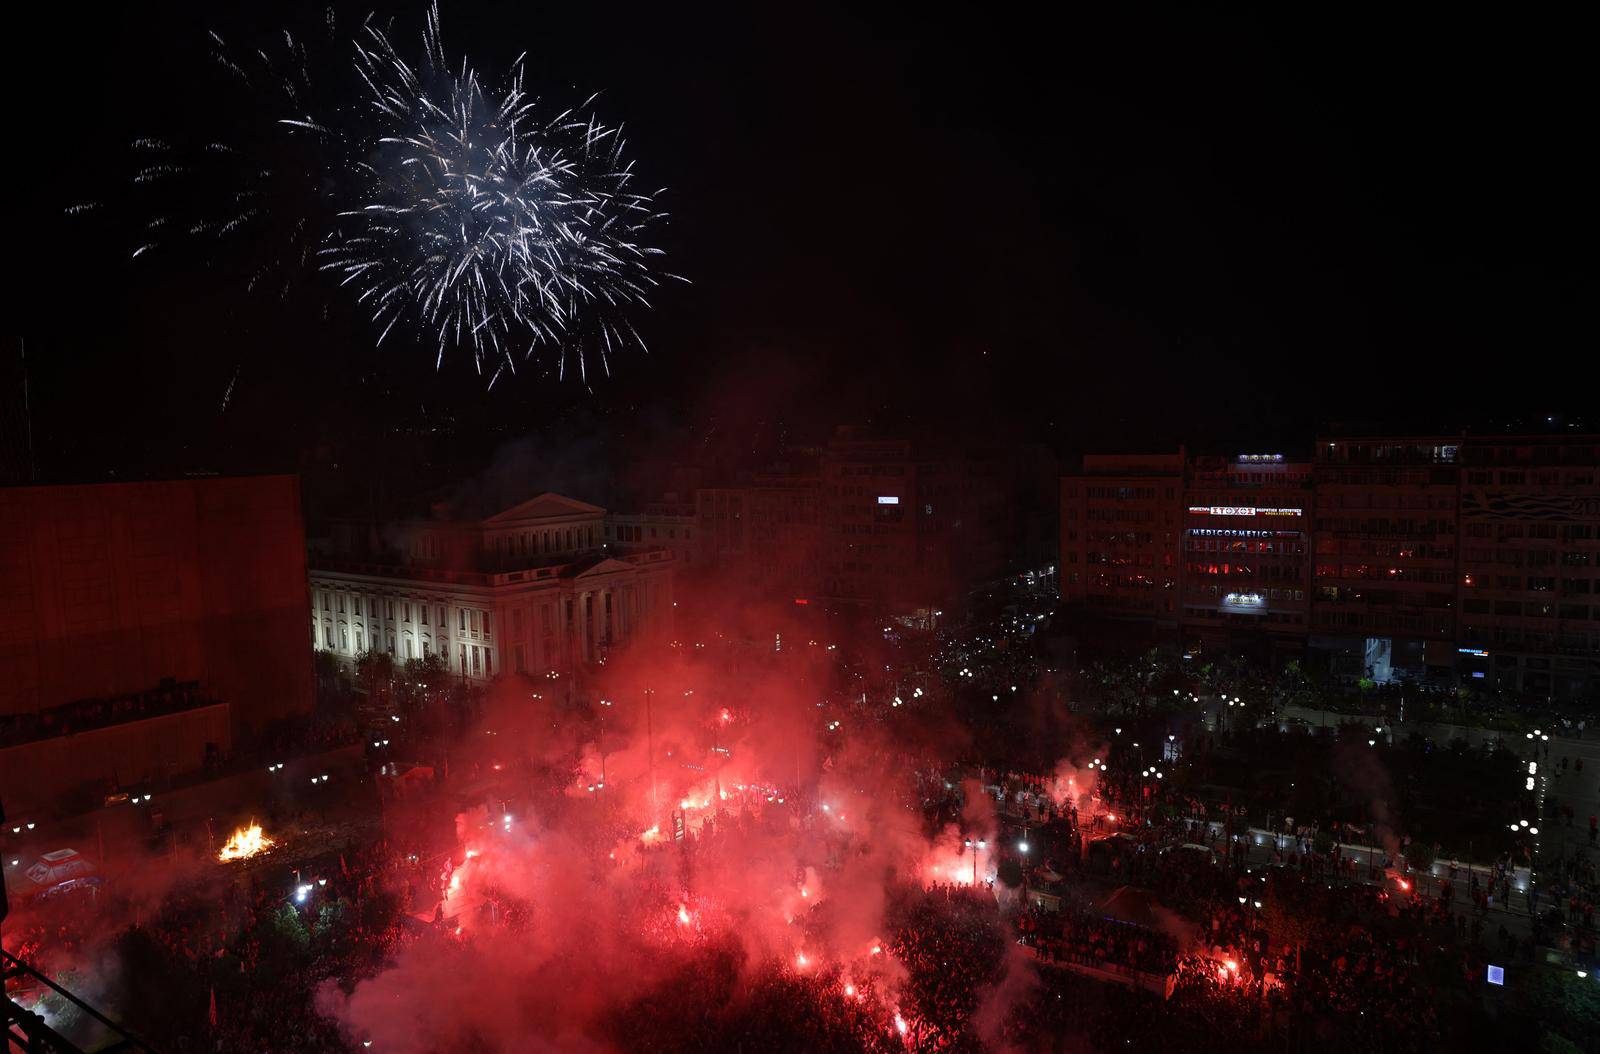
[15,4,1596,485]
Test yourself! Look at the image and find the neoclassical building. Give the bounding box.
[308,494,673,679]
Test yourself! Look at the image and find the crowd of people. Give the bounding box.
[9,618,1599,1052]
[6,835,409,1053]
[1017,906,1179,977]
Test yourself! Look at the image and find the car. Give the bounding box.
[1163,842,1219,866]
[40,875,103,900]
[6,849,97,903]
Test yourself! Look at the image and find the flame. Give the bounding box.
[218,822,274,862]
[677,788,713,812]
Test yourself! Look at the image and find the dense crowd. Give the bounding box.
[1018,907,1178,976]
[9,620,1600,1052]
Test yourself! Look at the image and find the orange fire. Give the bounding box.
[218,822,275,862]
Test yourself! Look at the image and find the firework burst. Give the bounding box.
[79,3,675,387]
[103,11,353,302]
[322,4,673,382]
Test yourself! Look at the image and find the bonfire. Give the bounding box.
[218,822,275,862]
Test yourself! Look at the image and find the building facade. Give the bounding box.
[1310,437,1461,681]
[606,499,698,570]
[1180,454,1312,651]
[1456,436,1600,697]
[647,428,1028,618]
[1060,452,1184,627]
[1061,434,1600,698]
[745,470,824,600]
[815,428,1015,613]
[309,493,674,679]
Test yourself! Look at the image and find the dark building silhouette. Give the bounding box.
[0,475,314,813]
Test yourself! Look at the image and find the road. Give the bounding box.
[1531,732,1600,892]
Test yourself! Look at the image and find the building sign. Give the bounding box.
[1237,454,1285,463]
[1461,491,1600,523]
[1222,593,1265,610]
[1188,528,1301,539]
[876,496,900,505]
[1458,647,1489,658]
[1187,506,1303,517]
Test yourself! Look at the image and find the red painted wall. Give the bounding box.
[0,475,314,743]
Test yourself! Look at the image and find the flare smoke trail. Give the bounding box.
[306,596,1090,1052]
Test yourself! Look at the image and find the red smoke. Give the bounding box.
[318,597,1042,1050]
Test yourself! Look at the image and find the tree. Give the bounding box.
[313,649,344,685]
[356,648,397,702]
[1515,964,1600,1051]
[395,652,452,720]
[1403,839,1436,872]
[273,902,310,947]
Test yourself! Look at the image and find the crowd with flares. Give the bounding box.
[1,602,1574,1051]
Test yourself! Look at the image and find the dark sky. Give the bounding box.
[13,3,1597,484]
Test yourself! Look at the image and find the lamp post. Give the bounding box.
[964,838,988,885]
[645,686,658,821]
